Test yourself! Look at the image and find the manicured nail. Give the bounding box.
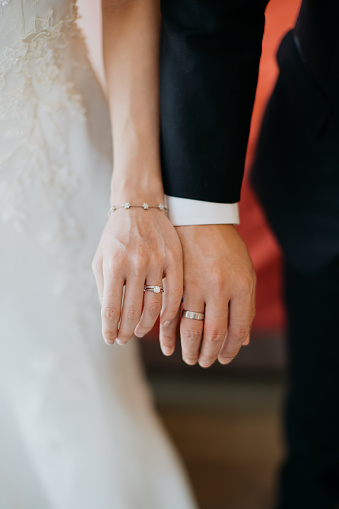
[162,346,173,356]
[163,320,171,328]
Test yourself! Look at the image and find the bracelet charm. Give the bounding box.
[108,203,168,217]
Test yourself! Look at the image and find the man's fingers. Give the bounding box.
[180,296,205,366]
[218,291,254,365]
[198,299,229,368]
[117,276,145,345]
[101,268,124,345]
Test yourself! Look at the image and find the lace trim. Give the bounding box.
[0,3,87,235]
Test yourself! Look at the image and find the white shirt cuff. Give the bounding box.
[164,195,240,226]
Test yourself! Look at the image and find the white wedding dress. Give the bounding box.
[0,2,197,508]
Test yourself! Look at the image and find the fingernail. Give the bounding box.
[219,357,233,365]
[162,346,173,356]
[134,332,145,338]
[116,339,124,345]
[199,360,212,368]
[183,358,197,366]
[104,338,115,345]
[163,320,171,328]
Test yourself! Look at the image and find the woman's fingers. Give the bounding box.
[117,275,146,345]
[101,268,124,345]
[160,257,183,326]
[180,295,205,366]
[158,270,182,355]
[134,272,164,338]
[158,260,183,354]
[92,257,104,305]
[134,255,182,349]
[198,299,229,368]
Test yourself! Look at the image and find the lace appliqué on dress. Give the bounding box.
[0,3,87,234]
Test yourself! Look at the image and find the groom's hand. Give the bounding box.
[160,225,256,368]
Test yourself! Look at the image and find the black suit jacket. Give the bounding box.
[160,0,269,203]
[160,0,339,273]
[251,0,339,272]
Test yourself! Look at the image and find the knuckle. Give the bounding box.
[166,249,175,264]
[228,323,249,343]
[101,306,119,322]
[161,337,175,348]
[236,274,254,295]
[204,331,225,346]
[168,248,181,265]
[131,246,148,270]
[102,329,116,341]
[105,256,120,275]
[182,328,201,344]
[125,306,139,323]
[151,249,164,266]
[185,276,201,291]
[160,330,174,341]
[146,301,162,319]
[210,268,226,293]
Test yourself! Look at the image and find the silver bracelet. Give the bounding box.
[108,202,168,217]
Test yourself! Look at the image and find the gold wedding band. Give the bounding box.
[182,310,205,320]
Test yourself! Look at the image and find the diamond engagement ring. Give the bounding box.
[144,285,164,294]
[182,310,205,320]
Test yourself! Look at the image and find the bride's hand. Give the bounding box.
[92,205,183,348]
[98,0,172,347]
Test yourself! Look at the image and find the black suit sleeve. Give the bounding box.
[160,0,269,203]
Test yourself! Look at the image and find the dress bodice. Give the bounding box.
[0,0,90,228]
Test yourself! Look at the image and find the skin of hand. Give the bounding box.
[92,206,183,345]
[93,0,183,345]
[159,224,256,367]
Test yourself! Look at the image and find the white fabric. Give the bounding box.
[0,2,197,508]
[165,195,240,226]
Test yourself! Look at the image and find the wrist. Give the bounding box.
[110,179,164,205]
